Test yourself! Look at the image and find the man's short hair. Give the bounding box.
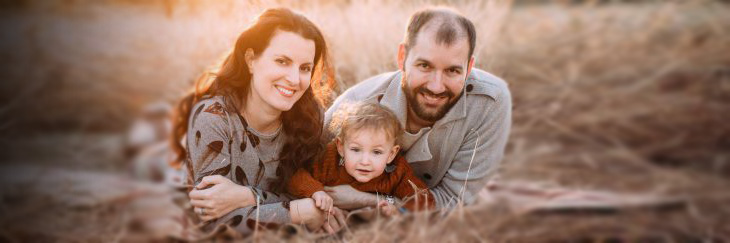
[403,7,477,61]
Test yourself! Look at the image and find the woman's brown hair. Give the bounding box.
[170,8,336,192]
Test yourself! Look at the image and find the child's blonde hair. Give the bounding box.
[329,102,403,144]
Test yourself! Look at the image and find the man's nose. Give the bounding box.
[426,71,447,94]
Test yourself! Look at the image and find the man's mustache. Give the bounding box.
[416,86,455,99]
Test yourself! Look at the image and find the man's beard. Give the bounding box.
[402,80,461,123]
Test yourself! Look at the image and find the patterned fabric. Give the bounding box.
[185,95,292,235]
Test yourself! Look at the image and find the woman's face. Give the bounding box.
[247,30,316,113]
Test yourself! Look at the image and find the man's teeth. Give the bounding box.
[423,93,443,100]
[277,86,293,95]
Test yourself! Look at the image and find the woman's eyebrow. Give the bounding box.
[275,54,313,65]
[274,54,292,62]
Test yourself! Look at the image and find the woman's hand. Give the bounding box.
[320,206,347,234]
[189,175,254,222]
[290,199,347,234]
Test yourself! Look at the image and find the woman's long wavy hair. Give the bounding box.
[170,8,336,193]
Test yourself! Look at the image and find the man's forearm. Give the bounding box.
[326,185,388,210]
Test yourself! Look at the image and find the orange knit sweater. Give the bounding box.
[287,142,434,212]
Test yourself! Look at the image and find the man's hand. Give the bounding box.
[324,185,377,210]
[312,191,334,214]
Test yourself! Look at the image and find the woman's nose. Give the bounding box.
[285,67,300,86]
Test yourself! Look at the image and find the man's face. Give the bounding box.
[399,27,473,123]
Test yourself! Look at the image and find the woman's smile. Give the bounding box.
[275,85,296,97]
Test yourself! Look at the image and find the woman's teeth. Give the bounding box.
[276,86,294,96]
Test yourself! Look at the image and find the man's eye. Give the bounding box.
[300,66,312,72]
[276,59,288,65]
[448,68,461,74]
[418,63,429,69]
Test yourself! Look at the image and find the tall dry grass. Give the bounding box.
[0,0,729,241]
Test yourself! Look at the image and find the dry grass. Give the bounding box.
[1,0,729,242]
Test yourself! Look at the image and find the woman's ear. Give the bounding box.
[244,48,255,73]
[387,145,401,164]
[335,138,345,157]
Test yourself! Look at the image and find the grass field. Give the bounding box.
[0,0,729,241]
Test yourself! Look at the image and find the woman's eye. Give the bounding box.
[276,59,288,65]
[300,66,312,72]
[350,148,360,152]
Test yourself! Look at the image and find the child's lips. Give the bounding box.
[356,169,372,173]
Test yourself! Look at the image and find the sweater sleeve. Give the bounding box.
[287,168,324,198]
[287,142,340,198]
[391,157,436,211]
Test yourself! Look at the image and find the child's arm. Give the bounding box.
[287,168,325,198]
[287,144,339,198]
[392,157,436,212]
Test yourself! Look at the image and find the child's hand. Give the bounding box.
[312,191,334,214]
[377,200,399,217]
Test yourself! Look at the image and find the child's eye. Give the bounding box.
[350,147,360,152]
[373,150,383,155]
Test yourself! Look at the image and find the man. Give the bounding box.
[323,7,512,210]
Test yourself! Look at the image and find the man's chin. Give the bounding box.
[413,103,446,122]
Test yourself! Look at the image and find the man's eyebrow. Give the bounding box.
[414,58,432,65]
[447,65,464,71]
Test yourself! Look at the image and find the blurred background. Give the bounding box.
[0,0,729,241]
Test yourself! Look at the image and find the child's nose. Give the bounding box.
[358,155,371,166]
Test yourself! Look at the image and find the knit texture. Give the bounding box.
[288,142,435,211]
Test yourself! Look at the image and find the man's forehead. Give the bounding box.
[410,28,470,66]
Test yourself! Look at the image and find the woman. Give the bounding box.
[170,8,344,235]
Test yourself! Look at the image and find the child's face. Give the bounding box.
[336,128,400,183]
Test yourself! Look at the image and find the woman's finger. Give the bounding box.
[333,208,347,227]
[188,189,209,200]
[322,218,335,234]
[196,175,225,189]
[200,214,216,222]
[190,199,211,208]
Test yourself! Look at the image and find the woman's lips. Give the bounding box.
[275,85,295,97]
